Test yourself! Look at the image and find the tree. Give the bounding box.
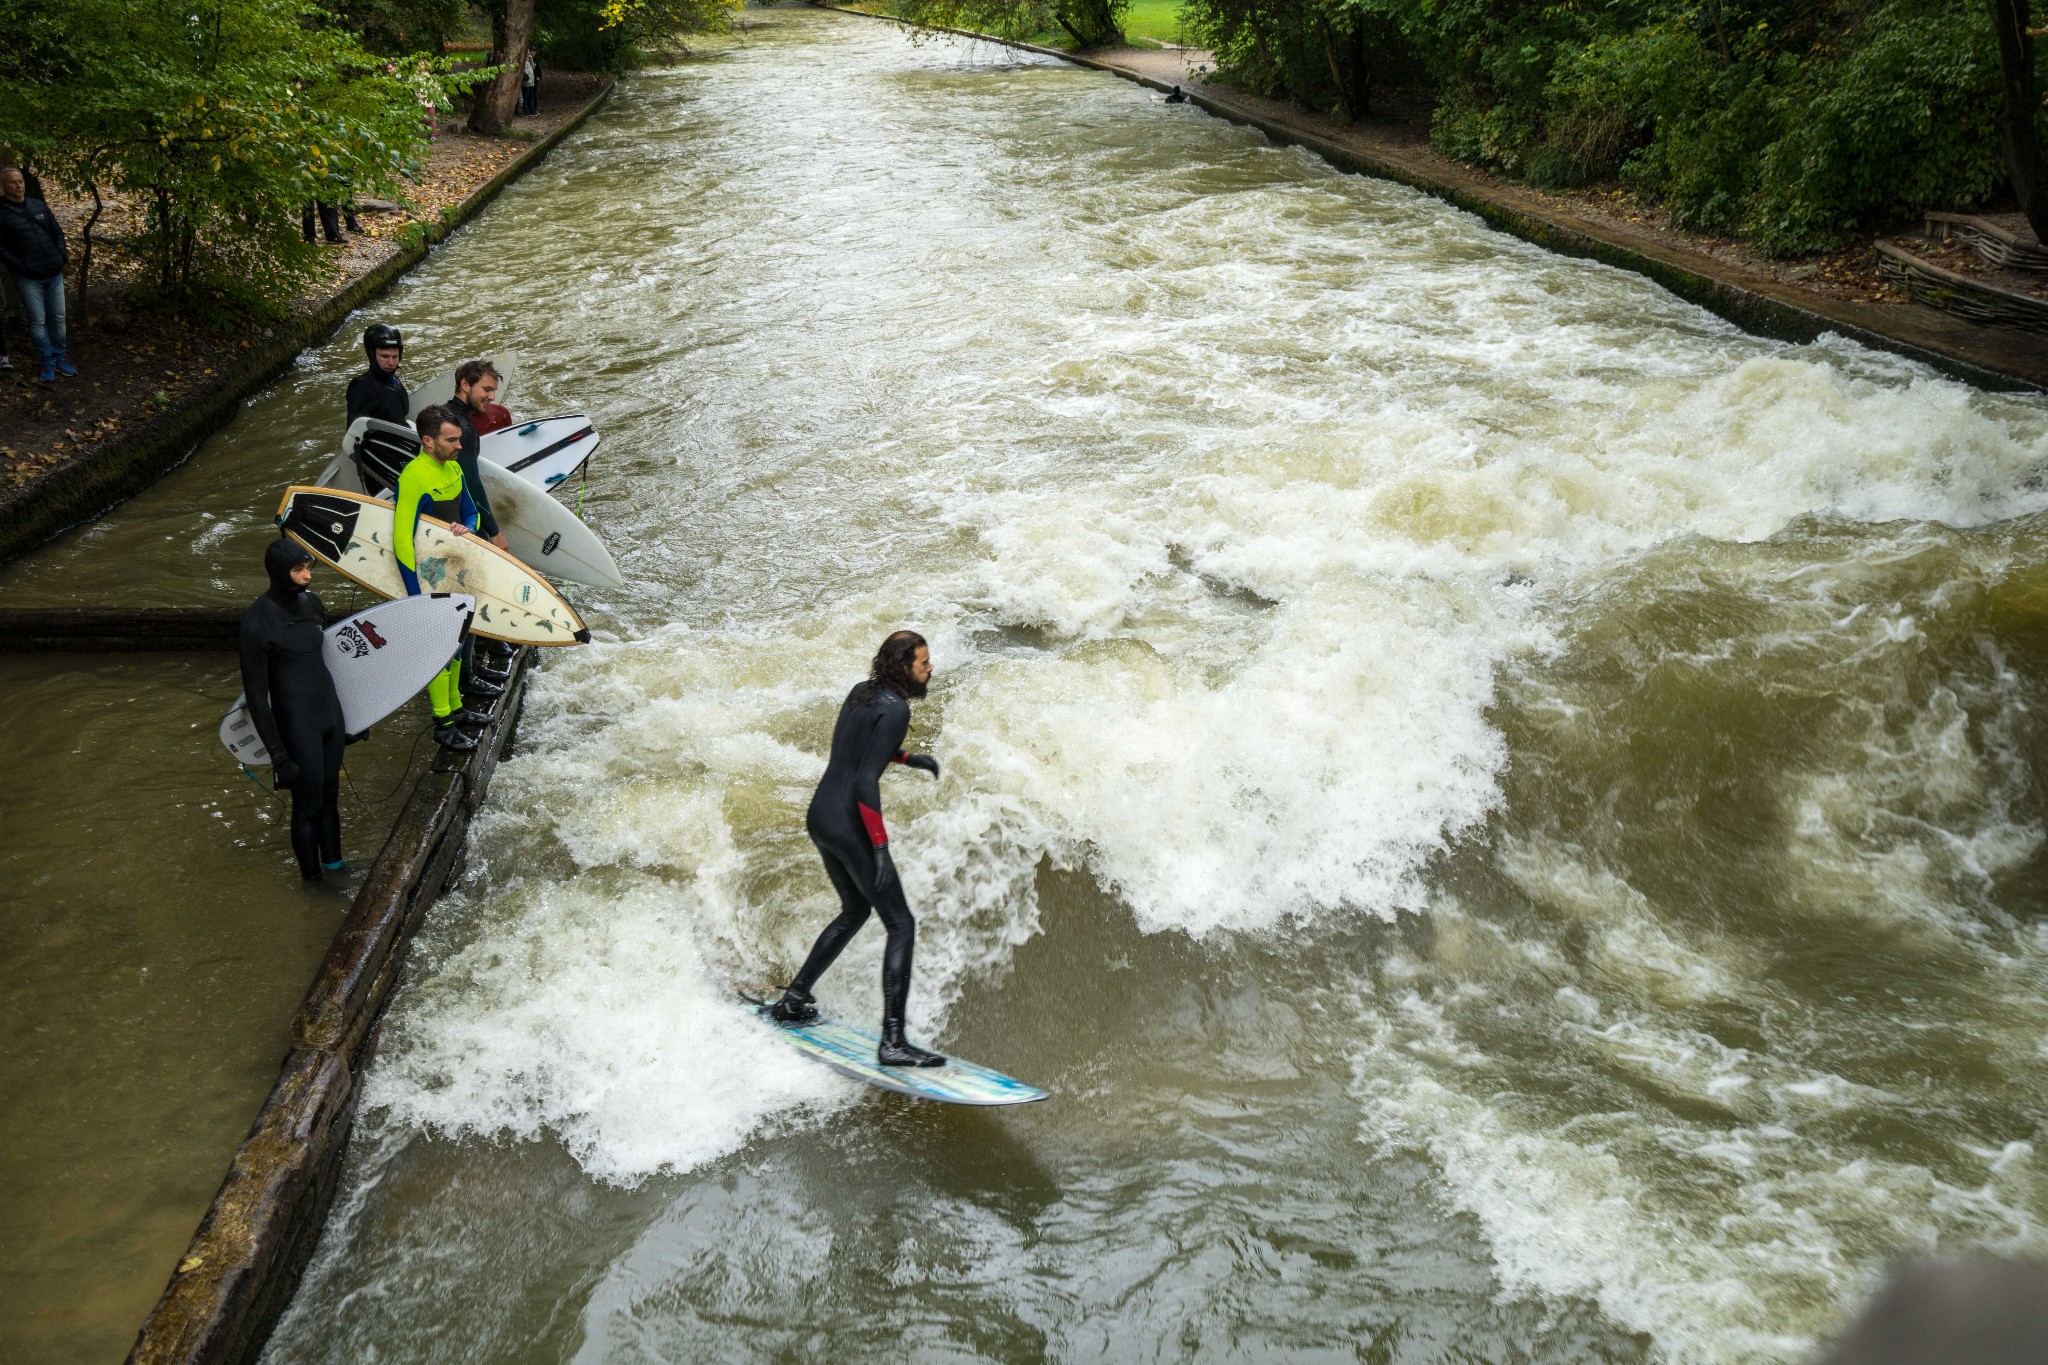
[471,0,536,135]
[1988,0,2048,242]
[0,0,480,315]
[896,0,1126,50]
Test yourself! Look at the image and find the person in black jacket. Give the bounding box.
[447,358,517,677]
[239,539,349,883]
[0,165,71,383]
[345,322,409,427]
[770,630,948,1067]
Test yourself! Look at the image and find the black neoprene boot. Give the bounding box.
[769,984,818,1024]
[877,1018,945,1068]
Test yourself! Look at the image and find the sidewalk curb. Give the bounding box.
[0,78,616,567]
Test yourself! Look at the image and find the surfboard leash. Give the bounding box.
[341,722,436,810]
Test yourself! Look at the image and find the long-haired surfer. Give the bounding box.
[238,539,348,883]
[772,630,947,1067]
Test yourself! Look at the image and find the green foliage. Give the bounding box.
[333,0,467,56]
[1183,0,2045,256]
[1184,0,1422,120]
[532,0,740,70]
[0,0,485,317]
[893,0,1128,50]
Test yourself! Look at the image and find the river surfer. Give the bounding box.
[238,539,348,883]
[448,359,517,680]
[396,405,499,751]
[345,322,408,427]
[771,631,947,1067]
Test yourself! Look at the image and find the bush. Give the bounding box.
[1182,0,2046,256]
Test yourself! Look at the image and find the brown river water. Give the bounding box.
[6,9,2048,1362]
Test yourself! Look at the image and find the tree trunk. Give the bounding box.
[1989,0,2048,244]
[76,183,102,329]
[1057,0,1123,49]
[468,0,534,137]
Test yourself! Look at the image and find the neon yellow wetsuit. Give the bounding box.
[394,451,478,719]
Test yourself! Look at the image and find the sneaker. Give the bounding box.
[36,360,54,383]
[55,356,75,377]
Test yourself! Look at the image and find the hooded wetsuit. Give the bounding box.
[786,683,922,1020]
[344,365,408,426]
[393,450,478,719]
[239,540,344,879]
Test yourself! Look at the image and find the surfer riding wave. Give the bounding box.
[773,630,946,1067]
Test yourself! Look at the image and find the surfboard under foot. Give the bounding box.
[737,990,1048,1107]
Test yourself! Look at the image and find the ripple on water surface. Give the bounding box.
[55,10,2028,1364]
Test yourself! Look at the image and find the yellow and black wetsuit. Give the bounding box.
[394,450,478,720]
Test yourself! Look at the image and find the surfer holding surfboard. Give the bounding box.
[397,406,495,752]
[345,323,408,427]
[769,631,949,1068]
[238,539,351,884]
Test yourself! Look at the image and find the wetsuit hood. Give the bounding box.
[265,538,313,598]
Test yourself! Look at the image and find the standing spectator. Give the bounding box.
[519,53,539,117]
[0,165,71,383]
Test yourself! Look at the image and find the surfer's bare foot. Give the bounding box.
[769,985,818,1023]
[877,1019,945,1067]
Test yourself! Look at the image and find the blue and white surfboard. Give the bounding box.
[738,991,1048,1107]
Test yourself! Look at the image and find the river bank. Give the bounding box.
[0,72,613,567]
[823,5,2047,392]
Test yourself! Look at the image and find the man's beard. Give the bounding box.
[895,674,929,700]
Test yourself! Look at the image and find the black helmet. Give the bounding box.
[363,322,403,362]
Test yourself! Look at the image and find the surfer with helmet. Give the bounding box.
[771,630,948,1067]
[346,322,408,427]
[239,539,350,883]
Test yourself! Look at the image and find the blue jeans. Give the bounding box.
[12,273,65,362]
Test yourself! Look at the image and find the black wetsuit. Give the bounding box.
[446,396,500,538]
[788,683,919,1019]
[238,541,344,880]
[344,365,408,426]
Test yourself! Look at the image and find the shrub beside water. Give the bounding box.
[1184,0,2041,256]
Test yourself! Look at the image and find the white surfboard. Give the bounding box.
[482,461,626,590]
[479,415,599,490]
[735,991,1048,1106]
[276,486,590,647]
[320,420,623,590]
[220,593,475,766]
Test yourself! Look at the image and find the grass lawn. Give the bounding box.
[1119,0,1192,46]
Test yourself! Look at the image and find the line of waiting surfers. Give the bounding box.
[239,322,953,1065]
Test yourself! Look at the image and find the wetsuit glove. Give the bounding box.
[345,729,370,746]
[873,845,896,894]
[903,754,940,780]
[273,756,302,789]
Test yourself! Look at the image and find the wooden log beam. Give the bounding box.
[0,608,279,652]
[124,1050,354,1365]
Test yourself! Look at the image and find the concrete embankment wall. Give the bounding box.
[0,80,614,568]
[816,3,2043,395]
[125,646,535,1365]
